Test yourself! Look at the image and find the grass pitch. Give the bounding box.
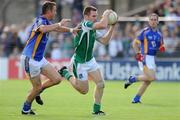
[0,80,179,120]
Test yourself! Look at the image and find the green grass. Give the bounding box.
[0,80,180,120]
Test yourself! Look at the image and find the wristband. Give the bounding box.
[58,23,61,27]
[70,28,73,33]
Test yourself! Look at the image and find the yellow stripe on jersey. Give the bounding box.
[32,33,43,58]
[134,39,141,44]
[144,37,148,54]
[25,31,35,46]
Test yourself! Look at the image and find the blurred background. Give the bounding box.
[0,0,179,81]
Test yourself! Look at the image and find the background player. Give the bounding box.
[59,6,116,115]
[21,1,78,115]
[124,13,165,103]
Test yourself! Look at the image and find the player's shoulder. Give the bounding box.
[82,20,93,27]
[136,27,150,36]
[37,16,50,25]
[142,27,151,33]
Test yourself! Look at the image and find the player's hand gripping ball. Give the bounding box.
[108,11,118,25]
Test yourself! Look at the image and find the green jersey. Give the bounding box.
[73,21,98,63]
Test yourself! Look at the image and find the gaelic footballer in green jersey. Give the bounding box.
[59,6,117,115]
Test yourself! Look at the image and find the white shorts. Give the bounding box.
[20,55,49,78]
[138,55,156,71]
[70,57,99,81]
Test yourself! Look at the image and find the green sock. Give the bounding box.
[93,103,101,113]
[63,70,72,81]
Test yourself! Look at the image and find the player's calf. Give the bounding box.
[96,81,105,89]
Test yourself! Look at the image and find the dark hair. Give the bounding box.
[149,13,159,20]
[83,6,97,15]
[42,1,56,14]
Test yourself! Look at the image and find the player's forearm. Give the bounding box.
[38,23,60,33]
[56,26,73,33]
[99,25,115,45]
[132,40,141,53]
[99,16,108,28]
[93,16,108,30]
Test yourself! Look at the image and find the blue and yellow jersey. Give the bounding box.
[134,27,164,56]
[22,16,51,61]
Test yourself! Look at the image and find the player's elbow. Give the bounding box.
[38,25,48,33]
[38,27,45,33]
[100,23,107,29]
[99,38,109,45]
[95,23,107,29]
[100,40,108,45]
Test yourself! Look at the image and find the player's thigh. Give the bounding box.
[76,79,89,92]
[41,63,62,83]
[73,61,89,85]
[88,69,105,87]
[143,55,156,80]
[143,66,156,80]
[74,67,89,90]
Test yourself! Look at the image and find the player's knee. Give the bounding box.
[33,85,42,93]
[80,89,89,95]
[53,77,62,85]
[78,87,89,94]
[96,81,105,89]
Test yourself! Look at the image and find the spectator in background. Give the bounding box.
[108,30,123,58]
[71,0,83,26]
[162,25,175,54]
[3,24,23,57]
[0,21,4,35]
[51,41,62,60]
[96,42,109,60]
[9,47,20,59]
[18,22,29,45]
[71,8,83,26]
[0,44,4,57]
[62,35,74,58]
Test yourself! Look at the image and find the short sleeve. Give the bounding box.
[33,18,47,31]
[96,30,104,41]
[136,30,144,42]
[82,21,94,31]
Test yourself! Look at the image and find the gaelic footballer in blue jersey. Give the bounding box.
[124,13,165,103]
[21,1,78,115]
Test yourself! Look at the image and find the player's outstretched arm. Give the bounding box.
[38,23,61,33]
[98,24,116,45]
[37,19,71,33]
[92,10,111,30]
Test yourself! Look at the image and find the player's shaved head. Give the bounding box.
[83,6,97,16]
[42,1,56,14]
[149,13,159,21]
